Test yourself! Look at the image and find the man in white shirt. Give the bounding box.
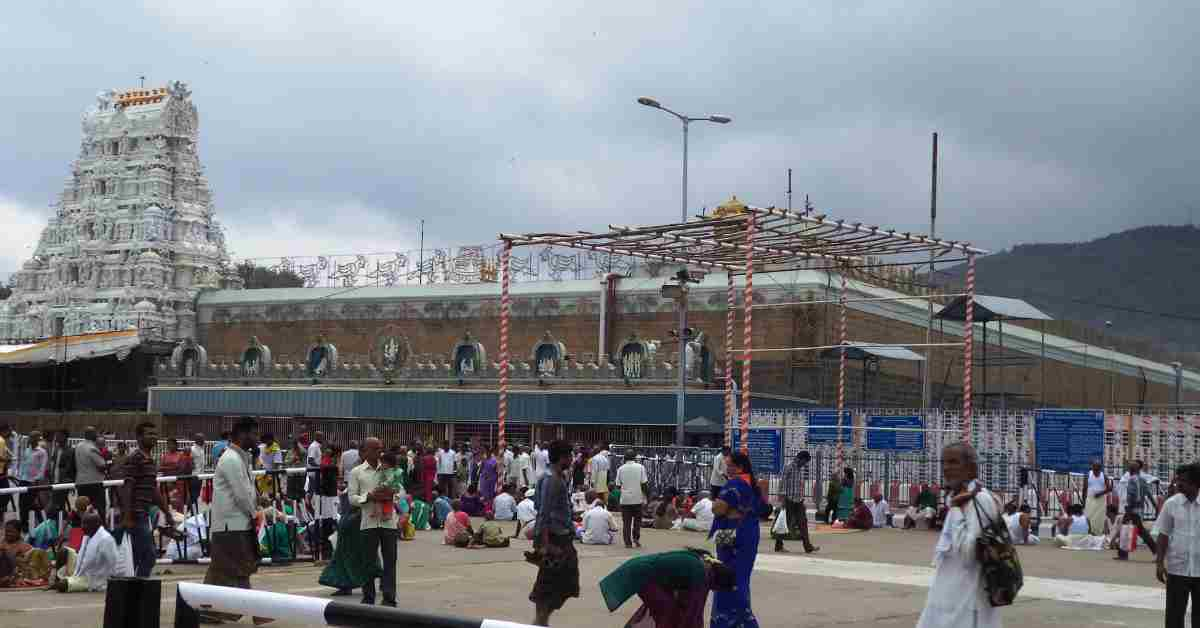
[614,451,648,548]
[53,513,117,593]
[532,442,549,481]
[515,488,538,539]
[436,441,457,499]
[581,492,617,545]
[202,417,264,624]
[589,446,611,503]
[681,491,715,532]
[710,446,729,496]
[868,494,890,528]
[307,431,325,500]
[190,434,208,474]
[514,447,533,491]
[493,484,517,520]
[348,437,398,607]
[1156,463,1200,628]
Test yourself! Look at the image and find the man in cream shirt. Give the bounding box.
[203,417,264,624]
[349,437,397,607]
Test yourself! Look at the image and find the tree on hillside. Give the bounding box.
[235,261,306,289]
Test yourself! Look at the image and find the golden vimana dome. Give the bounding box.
[711,195,749,219]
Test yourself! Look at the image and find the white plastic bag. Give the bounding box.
[114,532,135,578]
[1119,524,1138,553]
[772,508,789,536]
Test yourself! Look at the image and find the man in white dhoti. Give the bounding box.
[1084,460,1111,535]
[52,513,117,593]
[916,442,1002,628]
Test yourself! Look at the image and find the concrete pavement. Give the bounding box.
[0,522,1170,627]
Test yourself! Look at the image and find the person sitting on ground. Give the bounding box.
[432,490,452,530]
[868,494,890,529]
[652,490,678,530]
[599,548,737,628]
[0,520,37,588]
[494,483,518,521]
[1003,503,1038,545]
[846,498,873,530]
[52,513,117,593]
[1104,503,1122,549]
[680,491,714,532]
[410,493,432,531]
[1053,503,1108,550]
[444,500,474,548]
[515,489,538,539]
[460,484,484,517]
[28,505,62,550]
[473,511,511,548]
[581,491,618,545]
[904,484,938,529]
[674,491,694,517]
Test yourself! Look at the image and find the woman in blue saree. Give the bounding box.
[709,452,769,628]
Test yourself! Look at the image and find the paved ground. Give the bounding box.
[0,520,1173,627]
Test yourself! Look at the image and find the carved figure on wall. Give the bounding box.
[620,333,652,381]
[531,330,567,377]
[378,334,412,372]
[451,331,486,376]
[171,338,208,378]
[240,336,271,377]
[306,335,338,377]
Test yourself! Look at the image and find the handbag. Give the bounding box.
[771,508,789,537]
[1119,524,1138,553]
[972,496,1024,607]
[714,528,737,549]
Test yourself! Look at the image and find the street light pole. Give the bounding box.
[637,97,731,223]
[640,98,729,446]
[681,120,688,223]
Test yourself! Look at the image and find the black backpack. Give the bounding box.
[973,496,1024,607]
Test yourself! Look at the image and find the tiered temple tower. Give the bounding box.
[0,81,242,342]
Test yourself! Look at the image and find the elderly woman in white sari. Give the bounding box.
[916,443,1003,628]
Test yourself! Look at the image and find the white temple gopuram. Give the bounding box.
[0,82,242,344]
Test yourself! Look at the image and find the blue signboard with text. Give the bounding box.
[1035,409,1104,474]
[806,410,854,445]
[730,428,783,474]
[866,415,925,451]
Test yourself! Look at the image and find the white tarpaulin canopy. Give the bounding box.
[0,330,142,367]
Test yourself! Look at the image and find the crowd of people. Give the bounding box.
[3,417,1195,627]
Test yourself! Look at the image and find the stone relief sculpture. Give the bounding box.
[306,335,338,378]
[240,336,271,377]
[531,330,567,377]
[451,331,486,376]
[170,338,208,378]
[377,334,412,372]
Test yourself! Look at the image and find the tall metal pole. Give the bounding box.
[418,219,425,285]
[923,132,938,410]
[681,120,690,222]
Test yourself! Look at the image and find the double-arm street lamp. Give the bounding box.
[637,98,730,446]
[636,97,731,222]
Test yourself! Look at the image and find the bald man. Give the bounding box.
[53,513,117,593]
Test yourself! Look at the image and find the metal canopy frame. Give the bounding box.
[496,203,988,457]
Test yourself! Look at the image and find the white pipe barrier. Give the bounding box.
[174,582,539,628]
[0,466,324,564]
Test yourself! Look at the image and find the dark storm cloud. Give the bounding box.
[0,1,1196,274]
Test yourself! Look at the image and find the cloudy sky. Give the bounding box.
[1,2,1197,277]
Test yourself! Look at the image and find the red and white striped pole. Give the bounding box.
[725,271,735,448]
[962,252,975,442]
[739,216,756,452]
[837,269,848,467]
[498,240,512,450]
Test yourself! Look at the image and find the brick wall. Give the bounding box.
[197,294,1175,410]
